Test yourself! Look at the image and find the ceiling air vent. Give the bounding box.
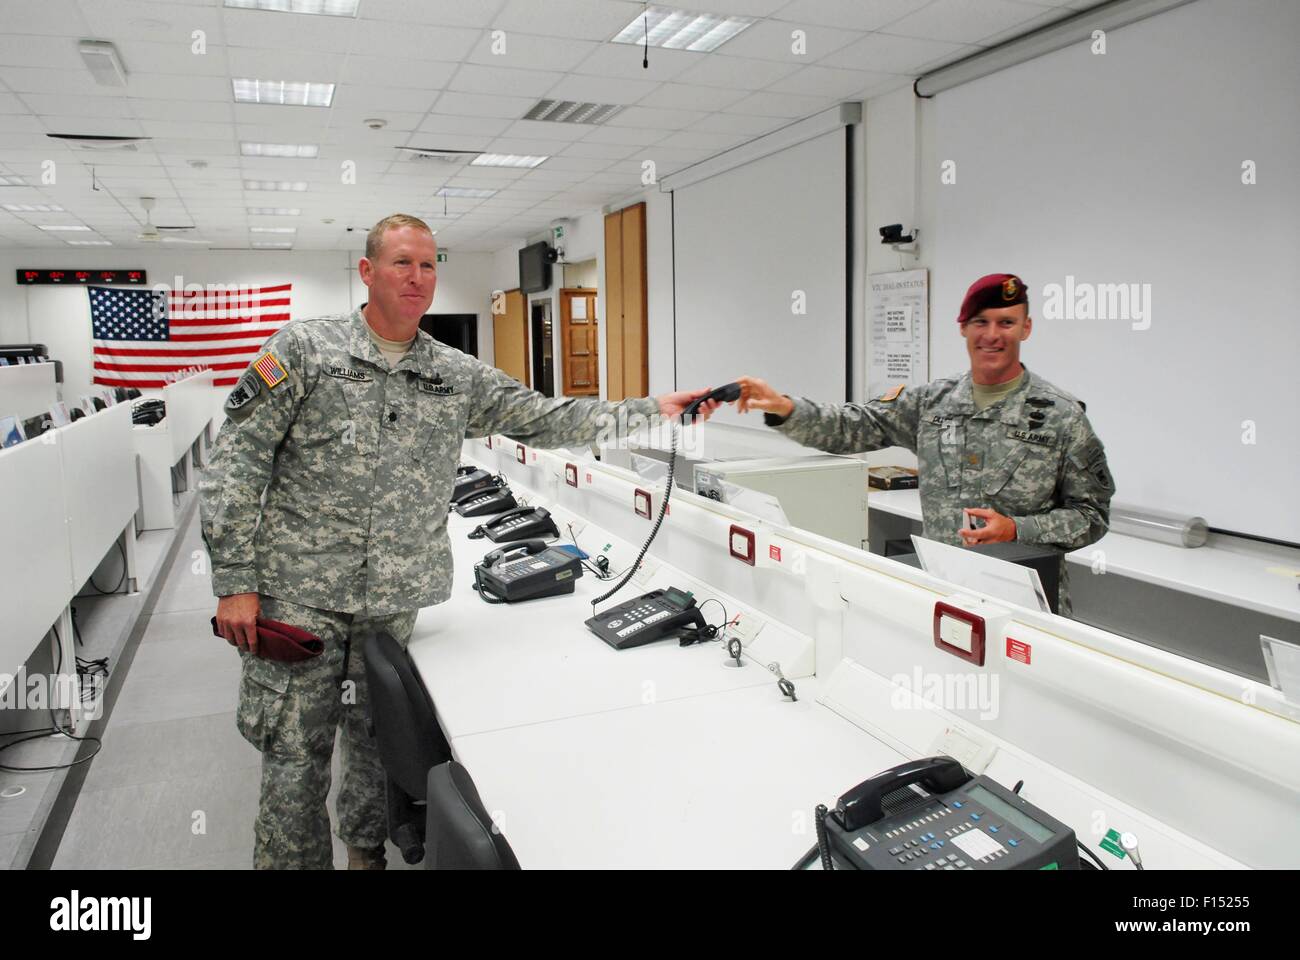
[523,100,623,125]
[397,147,480,164]
[47,134,151,152]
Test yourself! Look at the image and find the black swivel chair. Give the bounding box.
[361,631,453,865]
[424,761,520,870]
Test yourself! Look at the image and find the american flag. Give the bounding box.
[89,283,292,388]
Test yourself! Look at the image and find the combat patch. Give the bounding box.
[253,352,288,389]
[225,372,262,411]
[877,383,905,403]
[1007,427,1056,446]
[325,365,372,383]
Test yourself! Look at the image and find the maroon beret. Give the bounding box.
[957,273,1028,324]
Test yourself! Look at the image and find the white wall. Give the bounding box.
[2,247,499,403]
[562,259,598,289]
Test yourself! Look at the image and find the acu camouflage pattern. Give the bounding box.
[236,595,415,870]
[771,367,1114,614]
[200,307,659,616]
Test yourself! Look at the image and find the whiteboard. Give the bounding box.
[931,0,1300,543]
[672,129,848,428]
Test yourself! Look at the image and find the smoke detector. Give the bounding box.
[363,118,387,130]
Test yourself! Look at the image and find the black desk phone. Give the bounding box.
[584,587,707,650]
[473,540,583,603]
[452,468,500,504]
[454,486,518,518]
[815,756,1078,871]
[469,505,559,543]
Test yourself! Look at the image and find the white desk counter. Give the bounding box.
[453,680,905,869]
[868,489,1300,622]
[409,514,784,740]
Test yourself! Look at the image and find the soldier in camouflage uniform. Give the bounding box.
[736,273,1114,616]
[201,215,717,869]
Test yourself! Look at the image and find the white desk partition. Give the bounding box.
[134,370,218,531]
[162,369,215,465]
[0,362,59,422]
[59,402,137,589]
[0,433,71,683]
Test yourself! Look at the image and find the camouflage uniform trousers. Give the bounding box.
[234,594,417,870]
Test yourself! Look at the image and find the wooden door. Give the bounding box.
[603,202,648,400]
[559,288,599,396]
[604,211,625,399]
[492,288,529,386]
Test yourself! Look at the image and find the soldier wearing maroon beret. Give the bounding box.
[734,272,1114,616]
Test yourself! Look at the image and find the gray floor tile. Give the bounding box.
[53,766,259,870]
[77,711,258,793]
[108,641,240,727]
[139,608,216,645]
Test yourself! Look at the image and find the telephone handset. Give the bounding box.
[584,586,707,650]
[469,505,559,543]
[805,756,1079,871]
[473,539,583,603]
[454,486,518,518]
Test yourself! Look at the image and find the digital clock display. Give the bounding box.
[16,269,147,285]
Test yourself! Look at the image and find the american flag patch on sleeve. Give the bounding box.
[253,352,287,389]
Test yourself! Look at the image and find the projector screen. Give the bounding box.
[931,0,1300,544]
[672,129,848,428]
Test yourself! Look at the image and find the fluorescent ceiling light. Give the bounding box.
[250,226,296,233]
[0,176,27,186]
[224,0,360,16]
[471,154,548,169]
[232,78,335,107]
[613,6,754,52]
[247,206,301,215]
[67,239,112,246]
[39,224,92,232]
[252,241,293,248]
[78,40,128,87]
[4,203,64,212]
[245,180,308,191]
[436,187,496,199]
[241,142,319,158]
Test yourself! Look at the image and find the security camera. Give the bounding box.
[879,224,914,244]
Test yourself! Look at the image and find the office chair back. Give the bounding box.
[362,631,452,801]
[425,761,521,870]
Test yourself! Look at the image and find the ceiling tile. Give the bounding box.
[492,0,645,42]
[448,63,564,97]
[415,113,514,138]
[220,8,356,53]
[225,47,346,82]
[570,43,703,82]
[348,19,482,60]
[498,119,594,142]
[466,32,599,72]
[712,18,865,62]
[818,32,969,74]
[603,105,709,131]
[560,140,638,160]
[431,91,535,120]
[725,89,836,118]
[672,54,800,89]
[883,0,1055,45]
[332,85,438,114]
[358,0,507,28]
[542,73,660,105]
[685,111,785,135]
[636,82,747,112]
[1,0,93,38]
[772,0,933,32]
[338,55,458,90]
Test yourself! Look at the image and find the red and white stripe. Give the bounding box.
[92,283,292,388]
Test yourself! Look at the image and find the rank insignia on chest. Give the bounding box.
[325,365,371,383]
[1007,427,1056,445]
[253,352,287,389]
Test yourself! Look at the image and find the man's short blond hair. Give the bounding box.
[366,213,434,260]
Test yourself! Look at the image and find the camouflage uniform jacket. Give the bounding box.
[200,308,659,616]
[768,367,1114,609]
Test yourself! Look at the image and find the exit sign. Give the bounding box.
[436,251,447,262]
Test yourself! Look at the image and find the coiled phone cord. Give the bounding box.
[815,804,834,870]
[589,421,679,614]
